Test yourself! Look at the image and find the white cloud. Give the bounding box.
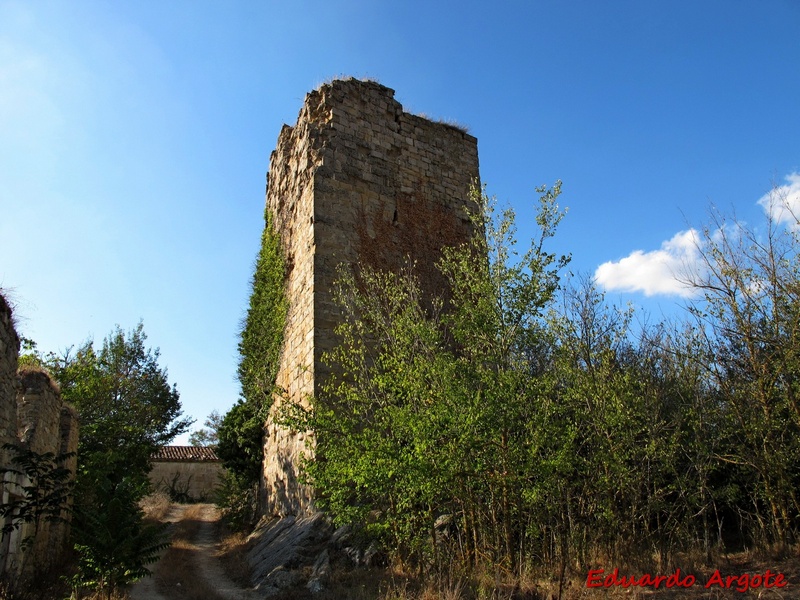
[594,229,701,298]
[757,172,800,228]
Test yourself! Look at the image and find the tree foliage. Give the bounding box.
[282,180,800,587]
[285,184,574,569]
[51,322,191,485]
[40,323,188,595]
[0,443,74,545]
[68,477,169,599]
[189,410,222,447]
[683,191,800,544]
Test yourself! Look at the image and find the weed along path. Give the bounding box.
[131,503,258,600]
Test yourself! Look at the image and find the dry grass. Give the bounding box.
[263,566,390,600]
[216,522,254,588]
[59,496,800,600]
[433,118,470,134]
[408,112,470,134]
[139,491,172,522]
[0,574,130,600]
[315,75,382,91]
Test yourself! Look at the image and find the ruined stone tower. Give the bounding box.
[262,79,480,516]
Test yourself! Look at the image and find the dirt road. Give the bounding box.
[130,504,257,600]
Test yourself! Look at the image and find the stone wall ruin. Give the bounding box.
[0,293,78,579]
[262,79,480,516]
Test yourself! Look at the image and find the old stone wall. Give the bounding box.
[0,295,19,469]
[17,370,63,456]
[149,460,224,501]
[15,369,78,576]
[0,294,21,576]
[0,293,79,578]
[263,79,480,516]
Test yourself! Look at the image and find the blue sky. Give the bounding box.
[2,0,798,443]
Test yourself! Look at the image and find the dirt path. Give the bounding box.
[130,503,257,600]
[190,504,258,600]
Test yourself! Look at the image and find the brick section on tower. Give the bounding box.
[263,79,480,516]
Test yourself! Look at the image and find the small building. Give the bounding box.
[149,445,224,502]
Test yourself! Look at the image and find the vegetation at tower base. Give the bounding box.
[282,182,571,570]
[37,323,188,596]
[217,210,287,529]
[281,181,800,593]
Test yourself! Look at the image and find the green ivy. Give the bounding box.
[217,209,287,523]
[237,209,288,416]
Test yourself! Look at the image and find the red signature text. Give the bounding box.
[586,568,788,592]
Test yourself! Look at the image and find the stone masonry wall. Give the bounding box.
[0,293,79,578]
[15,369,78,576]
[0,295,19,469]
[262,79,480,516]
[0,294,20,576]
[17,370,63,456]
[149,460,224,501]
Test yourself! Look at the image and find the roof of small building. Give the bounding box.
[151,445,220,462]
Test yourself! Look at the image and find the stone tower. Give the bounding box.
[262,79,480,516]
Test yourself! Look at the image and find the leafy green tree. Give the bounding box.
[213,402,265,529]
[68,477,168,599]
[41,323,189,595]
[285,184,571,572]
[274,177,800,592]
[216,401,264,484]
[50,322,192,485]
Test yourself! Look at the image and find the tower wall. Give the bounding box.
[263,79,479,516]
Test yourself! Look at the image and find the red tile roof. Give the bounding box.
[151,445,220,462]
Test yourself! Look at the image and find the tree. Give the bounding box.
[50,322,192,484]
[682,191,800,544]
[67,478,169,599]
[284,183,571,572]
[42,322,190,596]
[189,410,223,446]
[214,401,265,529]
[216,402,263,484]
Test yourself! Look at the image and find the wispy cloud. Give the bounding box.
[594,229,701,298]
[757,172,800,227]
